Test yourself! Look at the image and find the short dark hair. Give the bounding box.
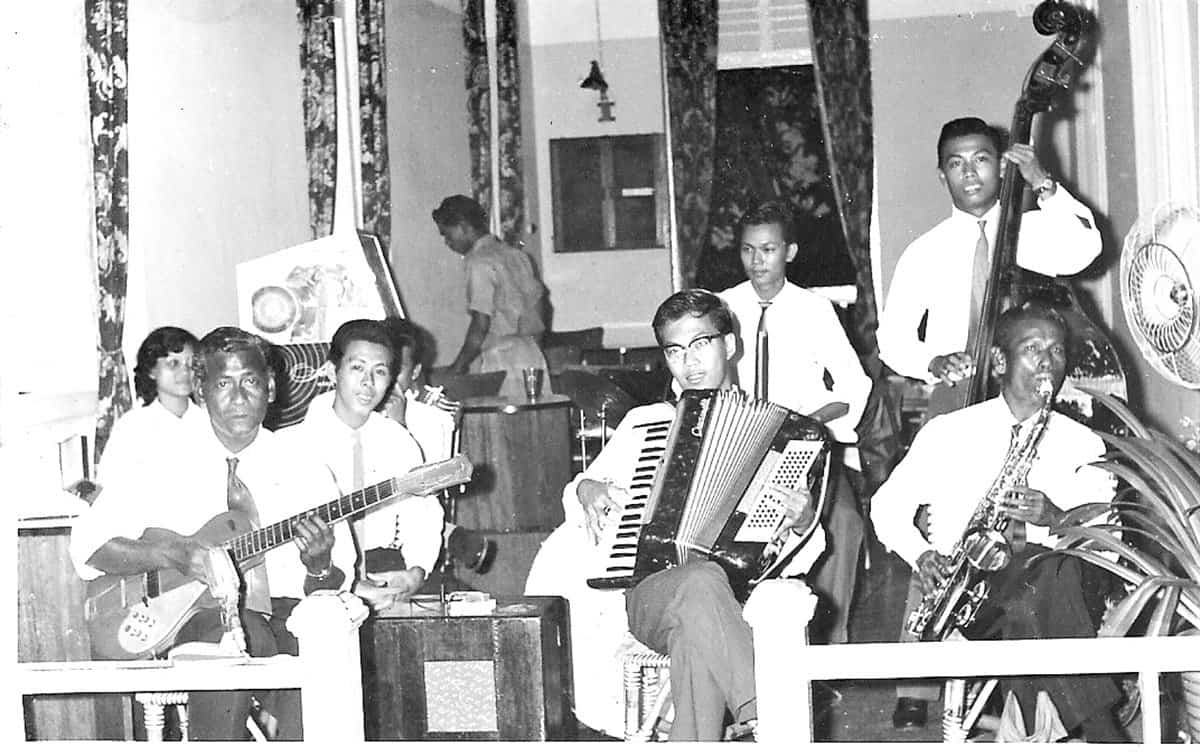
[327,319,399,376]
[432,194,488,231]
[652,289,734,345]
[994,300,1069,355]
[133,326,199,405]
[193,327,275,387]
[738,200,795,244]
[937,117,1003,166]
[382,316,430,370]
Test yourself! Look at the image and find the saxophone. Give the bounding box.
[905,376,1055,641]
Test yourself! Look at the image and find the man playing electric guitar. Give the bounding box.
[70,327,355,741]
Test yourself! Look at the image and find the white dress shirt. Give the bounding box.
[871,396,1114,571]
[97,399,209,485]
[526,401,827,737]
[279,392,444,578]
[720,281,871,443]
[71,418,353,600]
[877,187,1101,382]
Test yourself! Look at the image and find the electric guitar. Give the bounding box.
[83,454,473,661]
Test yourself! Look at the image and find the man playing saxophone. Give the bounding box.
[872,301,1125,742]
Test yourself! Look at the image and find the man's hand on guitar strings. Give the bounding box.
[293,516,336,574]
[201,546,240,602]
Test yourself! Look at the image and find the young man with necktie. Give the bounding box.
[718,200,872,645]
[280,319,444,611]
[875,116,1101,729]
[876,116,1100,388]
[70,327,353,740]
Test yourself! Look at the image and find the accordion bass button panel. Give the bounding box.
[732,439,823,542]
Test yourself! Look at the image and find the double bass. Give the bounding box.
[925,0,1126,422]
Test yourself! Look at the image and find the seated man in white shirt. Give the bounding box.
[876,117,1101,388]
[718,200,872,645]
[70,327,355,740]
[526,290,827,741]
[280,319,444,611]
[872,302,1123,742]
[378,315,494,574]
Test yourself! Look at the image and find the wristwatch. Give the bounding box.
[1032,175,1056,198]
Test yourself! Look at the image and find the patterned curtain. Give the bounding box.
[494,0,524,245]
[357,0,391,251]
[463,0,491,221]
[86,0,132,462]
[658,0,718,289]
[808,0,900,494]
[298,0,338,239]
[697,66,855,293]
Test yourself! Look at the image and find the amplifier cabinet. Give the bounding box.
[361,596,575,741]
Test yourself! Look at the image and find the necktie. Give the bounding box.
[349,430,370,568]
[226,457,272,614]
[966,219,989,352]
[1003,423,1027,549]
[755,301,771,402]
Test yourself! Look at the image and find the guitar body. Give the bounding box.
[84,511,259,661]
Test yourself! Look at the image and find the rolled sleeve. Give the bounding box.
[465,257,497,317]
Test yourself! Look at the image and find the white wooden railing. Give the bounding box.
[13,592,368,742]
[746,581,1200,745]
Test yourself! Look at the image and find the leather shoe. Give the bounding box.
[892,697,928,729]
[448,526,495,574]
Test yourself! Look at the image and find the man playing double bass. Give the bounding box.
[876,116,1100,389]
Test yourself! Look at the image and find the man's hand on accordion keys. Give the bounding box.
[776,488,816,539]
[577,478,631,545]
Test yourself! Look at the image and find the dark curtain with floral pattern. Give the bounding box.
[809,0,901,494]
[357,0,391,251]
[494,0,524,244]
[658,0,718,289]
[298,0,337,239]
[696,66,855,293]
[463,0,491,222]
[86,0,132,462]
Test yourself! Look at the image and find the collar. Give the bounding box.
[950,201,1000,229]
[466,233,495,257]
[303,390,377,438]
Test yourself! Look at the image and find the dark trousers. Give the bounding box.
[807,462,864,644]
[174,597,302,741]
[964,545,1121,736]
[626,561,756,742]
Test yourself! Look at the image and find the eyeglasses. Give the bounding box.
[661,332,723,362]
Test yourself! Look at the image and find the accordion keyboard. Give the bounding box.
[592,418,673,582]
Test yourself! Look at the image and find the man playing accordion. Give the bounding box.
[527,289,828,741]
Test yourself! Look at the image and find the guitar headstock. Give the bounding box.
[408,454,474,495]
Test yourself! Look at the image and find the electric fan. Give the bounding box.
[1120,203,1200,389]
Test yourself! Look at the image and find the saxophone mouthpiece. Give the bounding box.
[1034,375,1054,401]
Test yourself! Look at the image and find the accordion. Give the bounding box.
[586,389,830,597]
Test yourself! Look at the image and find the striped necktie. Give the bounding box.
[226,457,271,615]
[755,301,771,402]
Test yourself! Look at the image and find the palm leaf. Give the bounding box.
[1080,388,1153,439]
[1146,584,1182,636]
[1106,434,1200,522]
[1098,577,1186,637]
[1092,455,1200,566]
[1049,527,1168,577]
[1149,427,1200,481]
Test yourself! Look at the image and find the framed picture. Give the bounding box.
[236,231,406,344]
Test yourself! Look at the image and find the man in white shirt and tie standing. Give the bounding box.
[876,116,1101,389]
[718,201,872,645]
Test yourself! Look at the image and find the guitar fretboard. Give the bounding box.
[225,477,404,562]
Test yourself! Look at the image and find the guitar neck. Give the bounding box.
[223,455,470,563]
